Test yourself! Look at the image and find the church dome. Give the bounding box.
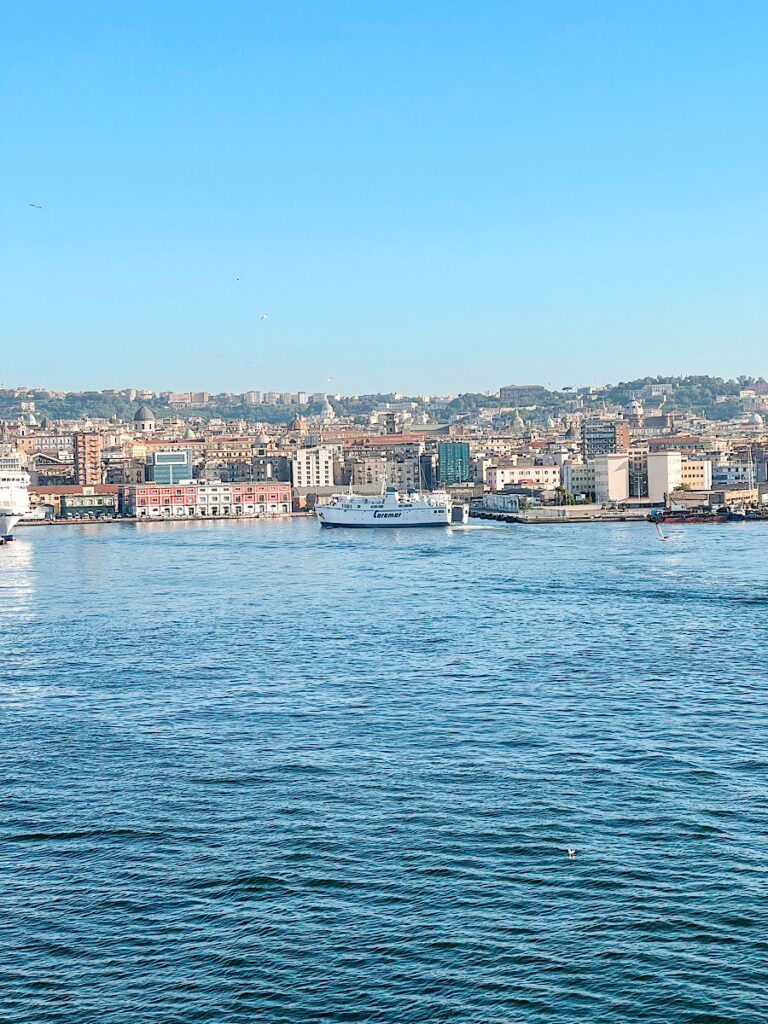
[134,405,155,422]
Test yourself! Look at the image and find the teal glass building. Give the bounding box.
[148,448,194,485]
[437,442,470,486]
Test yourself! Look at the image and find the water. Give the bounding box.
[2,518,768,1023]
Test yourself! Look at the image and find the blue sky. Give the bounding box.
[2,1,766,394]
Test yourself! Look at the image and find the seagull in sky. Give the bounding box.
[29,203,44,209]
[325,377,333,382]
[259,313,269,320]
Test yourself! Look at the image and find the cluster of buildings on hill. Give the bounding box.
[2,381,768,522]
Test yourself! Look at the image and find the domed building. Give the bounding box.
[287,415,308,435]
[133,405,156,433]
[319,400,336,425]
[184,427,196,440]
[626,397,645,428]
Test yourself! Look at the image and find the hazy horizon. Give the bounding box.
[5,369,768,400]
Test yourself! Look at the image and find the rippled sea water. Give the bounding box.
[2,517,768,1023]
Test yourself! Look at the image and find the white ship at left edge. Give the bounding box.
[0,451,31,541]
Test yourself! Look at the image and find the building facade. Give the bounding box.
[73,432,103,485]
[120,481,291,518]
[437,442,470,486]
[291,446,335,489]
[147,448,194,485]
[593,453,629,503]
[487,464,561,490]
[582,418,630,460]
[647,451,682,503]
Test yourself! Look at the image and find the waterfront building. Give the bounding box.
[561,461,594,498]
[60,488,119,518]
[73,432,103,485]
[647,451,683,503]
[437,441,470,486]
[120,481,291,518]
[593,453,629,503]
[487,464,561,490]
[30,484,120,518]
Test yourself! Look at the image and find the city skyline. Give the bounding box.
[3,370,768,402]
[4,1,768,393]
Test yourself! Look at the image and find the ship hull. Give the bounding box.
[317,508,452,528]
[0,514,22,538]
[319,518,450,528]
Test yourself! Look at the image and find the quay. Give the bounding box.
[470,505,649,525]
[16,512,312,529]
[469,505,768,525]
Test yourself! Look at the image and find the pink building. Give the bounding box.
[120,481,291,517]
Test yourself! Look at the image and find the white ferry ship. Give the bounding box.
[316,486,468,528]
[0,452,31,541]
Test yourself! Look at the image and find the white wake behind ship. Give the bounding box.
[0,452,31,540]
[316,485,469,528]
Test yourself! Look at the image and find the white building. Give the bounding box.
[561,461,594,497]
[486,464,561,490]
[593,453,629,503]
[291,446,335,489]
[647,451,682,503]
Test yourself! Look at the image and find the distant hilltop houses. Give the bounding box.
[2,375,768,524]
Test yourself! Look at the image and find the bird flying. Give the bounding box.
[259,313,269,320]
[567,848,576,858]
[29,203,44,209]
